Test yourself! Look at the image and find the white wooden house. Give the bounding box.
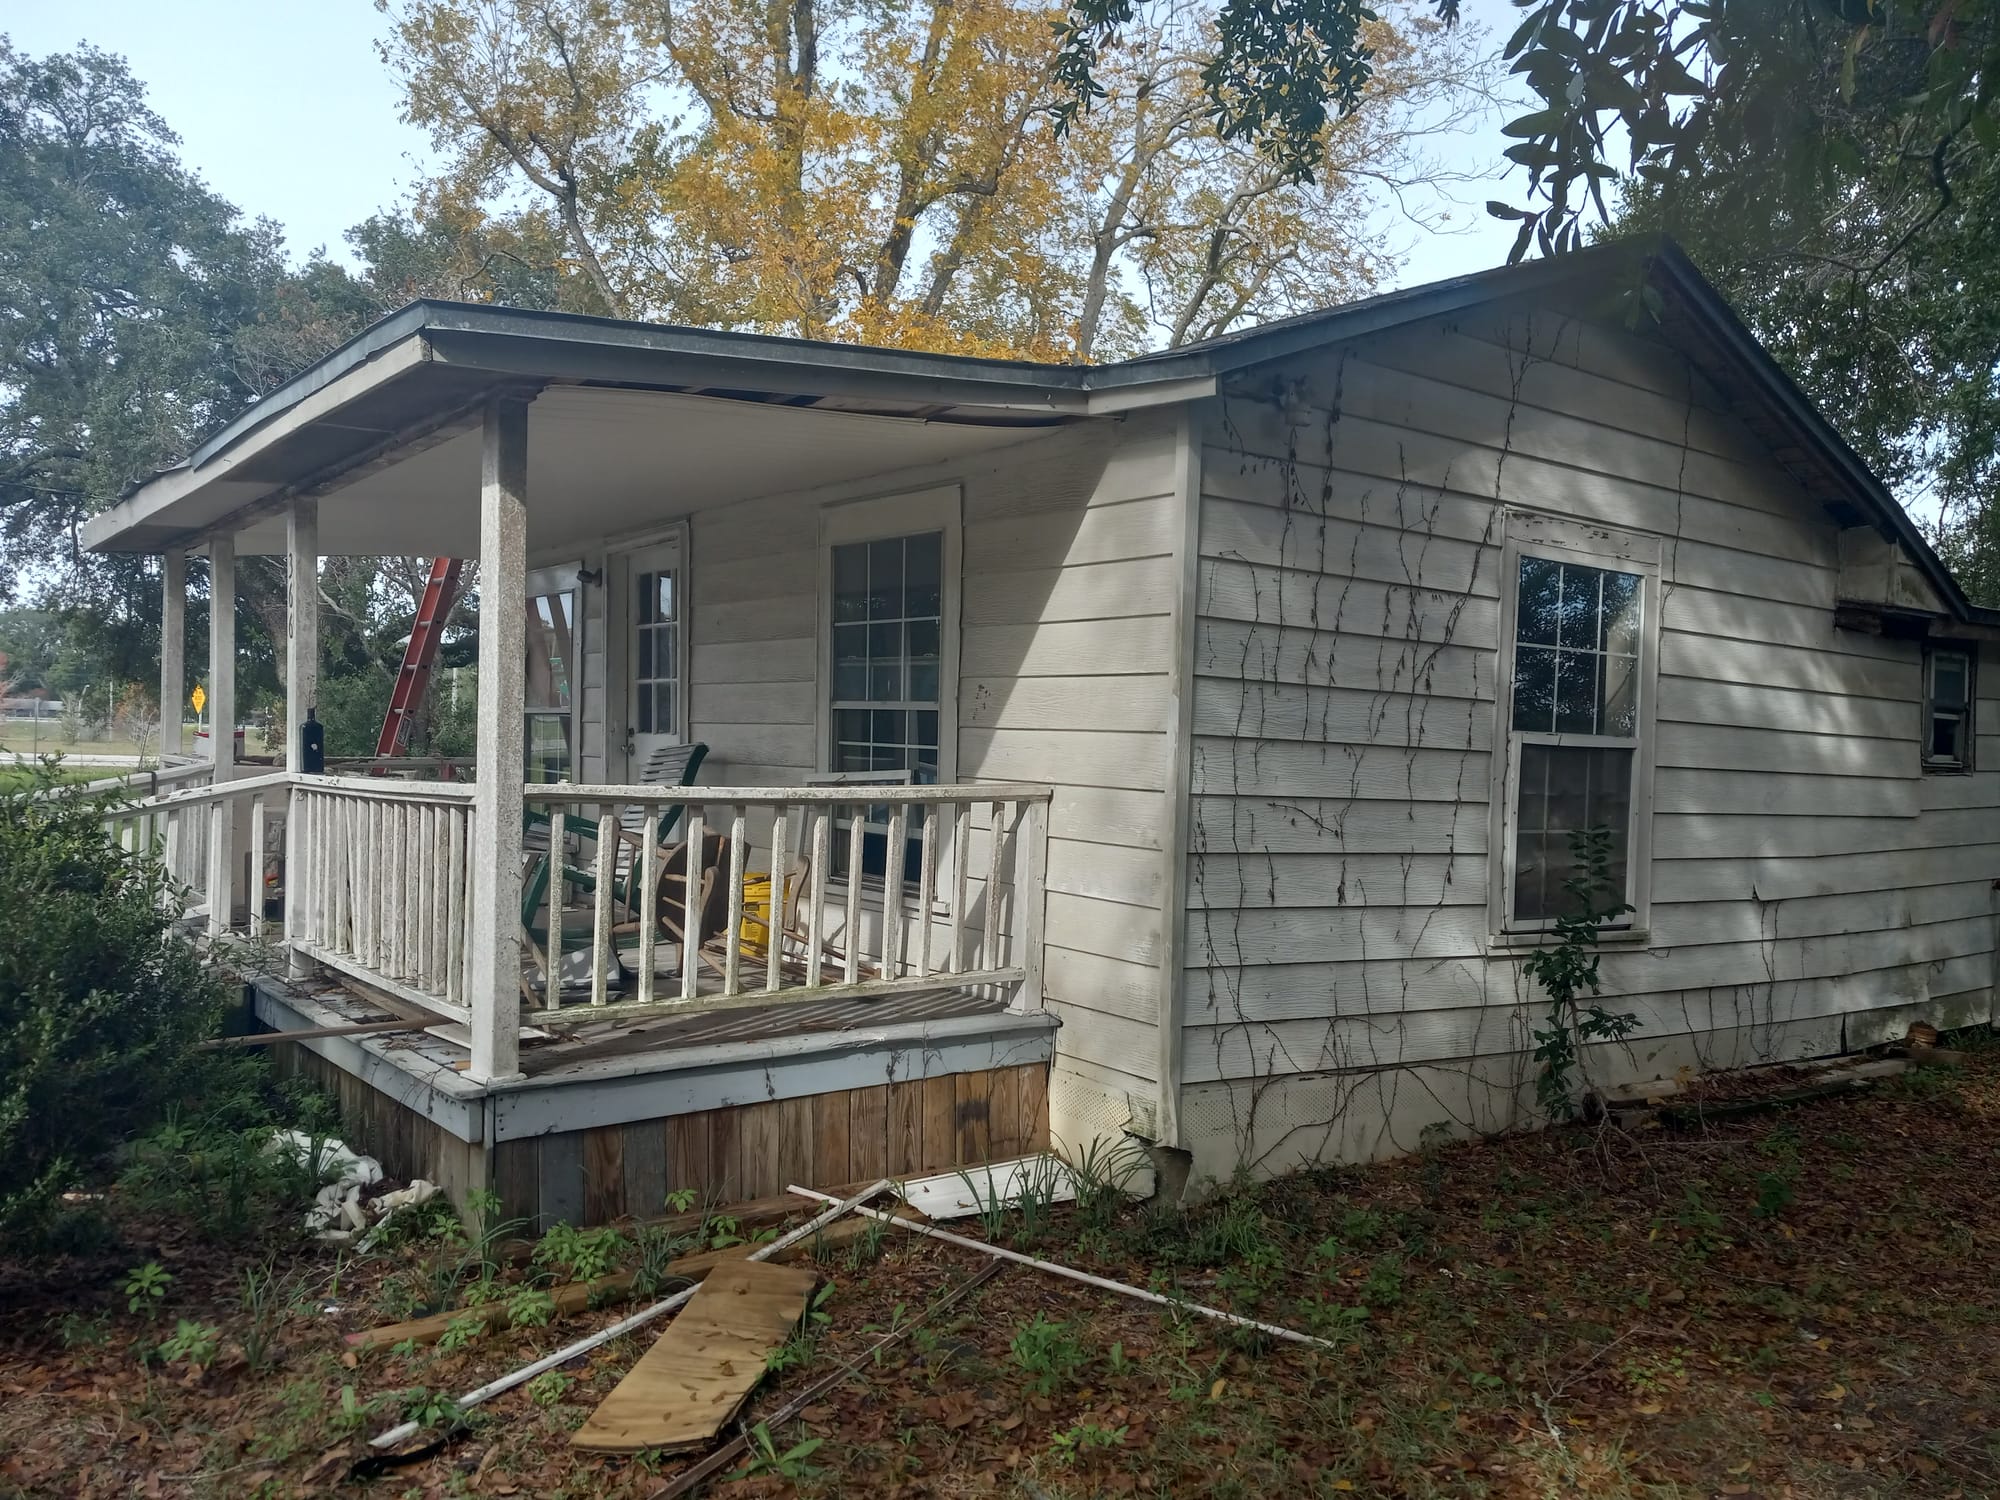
[85,239,1999,1218]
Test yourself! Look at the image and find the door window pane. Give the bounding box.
[630,560,682,747]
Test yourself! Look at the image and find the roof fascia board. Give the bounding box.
[418,326,1091,413]
[183,303,439,469]
[1081,251,1601,389]
[80,336,436,552]
[1084,374,1217,414]
[1649,248,1974,621]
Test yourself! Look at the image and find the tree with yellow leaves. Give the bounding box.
[376,0,1493,356]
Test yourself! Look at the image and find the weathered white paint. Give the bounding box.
[518,781,1051,1022]
[1177,300,1999,1183]
[205,536,236,937]
[284,502,319,975]
[468,397,531,1083]
[160,550,185,759]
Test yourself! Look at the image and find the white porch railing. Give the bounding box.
[100,768,284,935]
[99,770,1053,1037]
[522,782,1052,1025]
[288,775,477,1022]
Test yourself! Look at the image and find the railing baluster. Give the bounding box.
[592,811,617,1007]
[983,800,1006,972]
[427,799,439,991]
[1018,797,1048,1011]
[249,792,267,937]
[950,802,970,974]
[163,809,182,910]
[882,803,907,980]
[805,808,829,989]
[843,809,864,986]
[638,809,660,1007]
[446,803,466,1006]
[544,801,563,1015]
[766,805,789,994]
[722,804,748,997]
[680,805,705,1001]
[916,801,937,980]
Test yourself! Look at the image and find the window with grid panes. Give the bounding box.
[1924,644,1974,771]
[633,566,678,737]
[829,532,942,879]
[1504,553,1645,927]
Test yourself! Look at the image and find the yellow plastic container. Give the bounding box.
[737,871,783,960]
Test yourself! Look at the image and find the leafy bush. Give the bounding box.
[0,768,228,1240]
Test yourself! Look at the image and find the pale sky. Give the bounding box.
[8,0,1525,297]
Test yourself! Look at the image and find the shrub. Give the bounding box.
[0,767,228,1240]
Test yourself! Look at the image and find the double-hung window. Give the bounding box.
[1496,523,1658,936]
[1923,644,1975,772]
[820,488,960,883]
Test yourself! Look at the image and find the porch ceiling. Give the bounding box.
[181,386,1058,556]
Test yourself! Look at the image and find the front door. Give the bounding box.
[614,533,688,781]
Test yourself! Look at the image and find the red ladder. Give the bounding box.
[375,558,466,761]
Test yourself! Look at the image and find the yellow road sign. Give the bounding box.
[190,684,206,714]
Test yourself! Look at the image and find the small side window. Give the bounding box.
[1923,644,1974,772]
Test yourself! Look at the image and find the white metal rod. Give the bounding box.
[787,1187,1338,1353]
[366,1178,895,1451]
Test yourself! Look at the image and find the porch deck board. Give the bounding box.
[521,985,1008,1075]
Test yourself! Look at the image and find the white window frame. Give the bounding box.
[604,521,692,779]
[1489,513,1662,946]
[524,561,583,785]
[814,484,962,785]
[1922,642,1976,773]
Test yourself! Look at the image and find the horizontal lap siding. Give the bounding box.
[677,420,1176,1093]
[1184,305,1998,1124]
[958,414,1179,1091]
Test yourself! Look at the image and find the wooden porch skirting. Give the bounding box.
[255,969,1055,1232]
[272,1041,1047,1231]
[497,1066,1048,1232]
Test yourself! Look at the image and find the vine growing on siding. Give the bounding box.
[1525,824,1638,1120]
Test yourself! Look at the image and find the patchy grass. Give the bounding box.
[7,1047,2000,1497]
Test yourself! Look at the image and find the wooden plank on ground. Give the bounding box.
[571,1260,819,1454]
[346,1214,885,1353]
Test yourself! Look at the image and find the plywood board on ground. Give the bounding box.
[571,1260,818,1453]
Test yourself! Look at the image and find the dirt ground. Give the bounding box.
[5,1049,2000,1499]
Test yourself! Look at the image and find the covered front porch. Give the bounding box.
[78,310,1193,1210]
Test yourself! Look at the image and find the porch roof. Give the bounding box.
[77,239,1985,623]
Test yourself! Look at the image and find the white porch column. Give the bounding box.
[205,535,236,937]
[284,501,318,976]
[159,549,185,759]
[468,396,530,1083]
